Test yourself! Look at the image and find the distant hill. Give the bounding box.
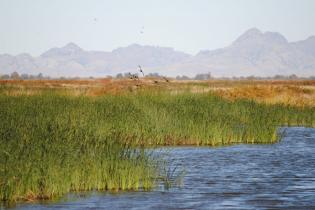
[0,28,314,77]
[159,28,315,77]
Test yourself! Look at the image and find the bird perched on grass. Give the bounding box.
[128,72,133,79]
[138,65,144,77]
[128,72,139,80]
[163,77,169,83]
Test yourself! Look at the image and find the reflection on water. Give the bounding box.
[5,127,315,210]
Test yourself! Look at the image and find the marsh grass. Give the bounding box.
[0,93,159,202]
[0,86,314,202]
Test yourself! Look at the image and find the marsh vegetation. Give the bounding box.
[0,79,314,202]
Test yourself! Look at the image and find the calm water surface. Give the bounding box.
[6,127,315,210]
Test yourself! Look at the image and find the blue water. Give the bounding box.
[5,127,315,210]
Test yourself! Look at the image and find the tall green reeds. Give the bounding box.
[0,93,158,202]
[0,89,314,201]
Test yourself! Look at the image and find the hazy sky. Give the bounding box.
[1,0,315,56]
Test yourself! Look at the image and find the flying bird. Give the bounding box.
[138,65,144,77]
[140,26,144,34]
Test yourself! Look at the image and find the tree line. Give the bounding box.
[1,71,314,80]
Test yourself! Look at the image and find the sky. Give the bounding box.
[0,0,315,56]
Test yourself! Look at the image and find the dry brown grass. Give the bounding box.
[1,78,314,107]
[212,83,315,107]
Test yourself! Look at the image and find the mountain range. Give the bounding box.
[1,28,314,77]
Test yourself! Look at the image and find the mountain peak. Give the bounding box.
[233,28,288,46]
[233,28,263,44]
[62,42,82,51]
[240,28,263,37]
[127,43,142,48]
[243,28,263,36]
[41,42,83,57]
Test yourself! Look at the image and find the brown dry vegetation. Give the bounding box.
[210,81,315,107]
[1,78,314,107]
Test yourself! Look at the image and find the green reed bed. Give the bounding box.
[133,91,314,145]
[0,90,314,201]
[0,93,158,202]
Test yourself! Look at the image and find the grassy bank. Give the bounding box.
[0,89,314,202]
